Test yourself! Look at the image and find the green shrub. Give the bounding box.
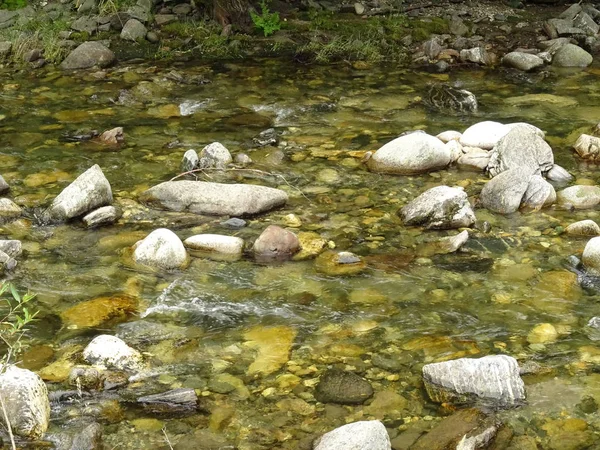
[0,282,37,370]
[0,0,26,10]
[250,0,281,37]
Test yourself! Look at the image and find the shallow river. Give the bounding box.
[3,59,600,449]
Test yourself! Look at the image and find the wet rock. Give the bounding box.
[557,185,600,209]
[83,205,121,228]
[527,323,558,345]
[366,132,451,174]
[208,373,249,398]
[184,234,244,261]
[400,186,475,229]
[460,47,492,65]
[50,422,103,450]
[61,294,138,328]
[542,418,597,450]
[418,230,469,257]
[133,228,189,270]
[235,153,252,165]
[68,367,104,390]
[487,126,554,177]
[313,420,391,450]
[253,225,299,261]
[582,237,600,275]
[574,134,600,160]
[45,164,112,222]
[315,369,373,405]
[137,388,198,415]
[546,164,573,184]
[99,127,124,145]
[293,231,328,260]
[220,217,246,229]
[244,325,296,377]
[181,149,199,172]
[140,181,288,216]
[61,41,116,70]
[252,128,279,147]
[83,335,144,372]
[552,43,593,67]
[121,18,147,41]
[0,198,21,223]
[314,251,366,276]
[423,84,478,114]
[198,142,232,169]
[422,355,525,407]
[0,365,50,438]
[0,239,21,257]
[566,220,600,236]
[502,52,544,71]
[0,174,8,193]
[460,121,509,150]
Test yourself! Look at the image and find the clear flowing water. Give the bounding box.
[2,60,600,448]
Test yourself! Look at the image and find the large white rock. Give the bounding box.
[366,132,451,174]
[0,365,50,438]
[133,228,189,270]
[460,121,510,150]
[83,335,144,372]
[566,219,600,236]
[399,186,475,229]
[314,420,391,450]
[557,185,600,209]
[183,234,244,261]
[45,164,113,222]
[583,236,600,275]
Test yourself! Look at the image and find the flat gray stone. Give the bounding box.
[120,18,147,41]
[314,421,391,450]
[400,185,475,229]
[61,41,115,70]
[502,52,544,71]
[83,205,121,227]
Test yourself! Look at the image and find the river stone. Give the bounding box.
[120,18,147,41]
[436,130,462,143]
[582,237,600,275]
[418,230,469,257]
[314,250,366,276]
[83,335,144,372]
[198,142,232,169]
[184,234,244,261]
[445,140,463,164]
[487,126,554,177]
[315,369,374,405]
[253,225,299,261]
[479,168,531,214]
[244,325,296,377]
[0,174,8,193]
[399,186,475,229]
[181,149,199,172]
[521,174,556,210]
[574,11,599,35]
[366,132,451,174]
[574,134,600,160]
[45,164,112,222]
[61,295,138,328]
[0,365,50,438]
[0,239,21,257]
[61,41,116,70]
[566,220,600,236]
[83,205,121,228]
[0,197,21,222]
[422,355,525,407]
[313,421,391,450]
[457,147,490,171]
[546,164,573,184]
[527,323,558,345]
[133,228,189,270]
[552,43,593,67]
[139,181,288,216]
[460,121,509,150]
[557,185,600,209]
[502,52,544,71]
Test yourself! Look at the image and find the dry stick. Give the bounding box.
[162,427,174,450]
[0,358,16,450]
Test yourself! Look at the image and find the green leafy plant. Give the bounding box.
[0,0,26,11]
[250,0,281,37]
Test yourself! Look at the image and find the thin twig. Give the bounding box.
[0,390,16,450]
[162,427,174,450]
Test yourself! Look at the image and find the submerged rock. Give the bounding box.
[366,132,451,174]
[0,197,21,223]
[400,186,475,229]
[0,174,9,193]
[315,369,374,405]
[423,84,478,114]
[139,181,288,216]
[422,355,525,408]
[61,295,138,328]
[83,335,144,372]
[45,164,113,222]
[184,234,244,261]
[133,228,189,270]
[0,365,50,439]
[253,225,299,262]
[137,388,198,415]
[0,239,21,257]
[61,41,116,70]
[313,420,391,450]
[83,205,121,228]
[314,251,366,276]
[244,325,296,377]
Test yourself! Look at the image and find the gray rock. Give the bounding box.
[573,11,599,36]
[479,168,532,214]
[184,234,244,261]
[546,164,573,184]
[61,41,116,70]
[400,186,475,230]
[133,228,189,270]
[0,365,50,438]
[48,422,103,450]
[181,149,199,172]
[553,43,593,67]
[45,165,113,222]
[127,1,152,23]
[0,41,11,59]
[559,3,582,20]
[198,142,232,169]
[460,47,489,65]
[0,249,17,272]
[253,225,299,261]
[77,0,98,14]
[460,121,509,150]
[82,205,121,227]
[566,220,600,237]
[583,4,600,20]
[314,421,391,450]
[0,174,9,193]
[221,217,246,229]
[354,2,365,14]
[83,334,144,372]
[487,126,554,178]
[154,14,177,26]
[71,16,98,34]
[137,388,198,415]
[173,3,192,15]
[574,134,600,160]
[0,198,21,223]
[423,38,442,59]
[557,185,600,209]
[315,369,374,405]
[538,37,571,54]
[139,181,288,216]
[366,132,451,175]
[521,174,556,210]
[457,148,490,171]
[583,237,600,275]
[502,52,544,71]
[120,18,147,41]
[547,18,585,36]
[449,16,468,36]
[0,239,21,257]
[422,355,525,407]
[0,10,18,28]
[235,153,252,165]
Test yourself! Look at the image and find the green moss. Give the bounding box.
[409,17,449,41]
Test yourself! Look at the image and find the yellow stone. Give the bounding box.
[579,346,600,364]
[61,295,138,328]
[38,360,73,382]
[293,232,328,261]
[527,323,558,345]
[24,170,71,188]
[244,326,297,377]
[131,418,164,432]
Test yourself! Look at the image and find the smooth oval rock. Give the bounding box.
[184,234,244,261]
[139,181,288,216]
[566,220,600,236]
[366,132,451,174]
[60,41,116,70]
[315,369,374,405]
[502,51,544,71]
[253,225,299,261]
[314,421,391,450]
[552,43,593,67]
[133,228,189,270]
[480,168,542,214]
[582,236,600,275]
[546,164,573,184]
[83,205,121,228]
[400,186,475,229]
[460,121,509,150]
[83,335,144,372]
[557,185,600,209]
[198,142,232,169]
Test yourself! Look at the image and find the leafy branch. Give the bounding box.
[250,0,281,37]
